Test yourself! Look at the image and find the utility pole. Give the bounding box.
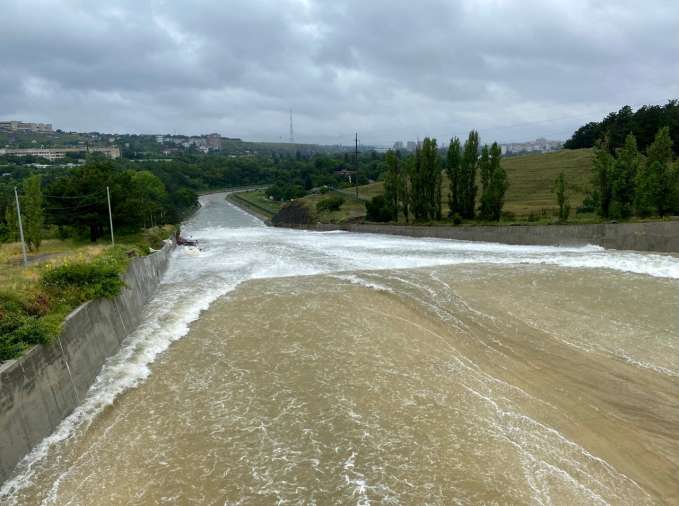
[106,186,115,246]
[14,187,28,267]
[354,132,359,199]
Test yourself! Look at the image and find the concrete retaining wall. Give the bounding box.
[0,241,175,483]
[296,221,679,253]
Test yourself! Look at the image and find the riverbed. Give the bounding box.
[2,193,677,505]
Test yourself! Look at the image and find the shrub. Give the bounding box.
[0,292,54,361]
[265,182,306,201]
[42,253,126,304]
[451,213,463,225]
[271,201,314,226]
[365,195,393,222]
[316,196,344,213]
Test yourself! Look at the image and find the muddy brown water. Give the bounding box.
[2,194,677,505]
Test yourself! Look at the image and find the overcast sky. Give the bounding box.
[1,0,678,145]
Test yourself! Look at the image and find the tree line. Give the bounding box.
[1,149,390,246]
[564,100,679,156]
[1,160,197,246]
[368,131,508,223]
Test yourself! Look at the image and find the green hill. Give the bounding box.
[501,148,593,217]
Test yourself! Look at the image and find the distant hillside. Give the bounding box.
[501,148,593,217]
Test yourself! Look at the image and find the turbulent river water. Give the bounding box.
[2,193,679,505]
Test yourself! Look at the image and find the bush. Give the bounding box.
[0,292,54,361]
[365,195,393,222]
[450,212,463,225]
[265,182,306,201]
[316,196,344,213]
[42,253,126,304]
[271,201,314,226]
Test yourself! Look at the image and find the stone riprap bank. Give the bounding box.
[0,241,175,483]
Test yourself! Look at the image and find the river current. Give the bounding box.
[2,193,678,504]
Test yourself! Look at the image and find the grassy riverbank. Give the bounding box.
[228,190,281,220]
[0,225,175,361]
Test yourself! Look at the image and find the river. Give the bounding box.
[2,193,678,505]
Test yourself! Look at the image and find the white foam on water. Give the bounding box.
[329,274,394,293]
[2,194,678,501]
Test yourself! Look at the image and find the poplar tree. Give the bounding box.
[460,130,479,219]
[408,138,441,221]
[479,142,508,221]
[22,175,44,251]
[4,199,18,242]
[609,133,640,218]
[383,150,400,221]
[591,138,614,218]
[421,138,441,220]
[409,145,425,220]
[478,145,491,219]
[399,156,410,223]
[446,137,462,217]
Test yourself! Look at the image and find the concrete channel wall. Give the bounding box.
[0,241,175,483]
[295,220,679,253]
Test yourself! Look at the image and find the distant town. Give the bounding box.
[1,119,564,165]
[392,137,562,156]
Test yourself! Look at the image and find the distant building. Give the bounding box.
[500,138,561,155]
[0,121,53,133]
[406,141,417,151]
[0,146,121,161]
[156,135,165,144]
[189,137,207,148]
[393,141,404,151]
[206,133,223,150]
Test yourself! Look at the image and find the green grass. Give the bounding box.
[335,182,384,201]
[302,191,366,223]
[0,226,175,361]
[229,190,283,218]
[501,149,593,217]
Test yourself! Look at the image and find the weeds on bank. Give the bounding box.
[0,226,174,362]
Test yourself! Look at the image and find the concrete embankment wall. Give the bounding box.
[295,221,679,253]
[0,241,175,483]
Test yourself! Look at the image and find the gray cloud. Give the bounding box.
[1,0,677,145]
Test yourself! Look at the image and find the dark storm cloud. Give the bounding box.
[1,0,677,144]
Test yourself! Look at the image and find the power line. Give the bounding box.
[14,187,28,267]
[43,201,102,211]
[43,188,107,199]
